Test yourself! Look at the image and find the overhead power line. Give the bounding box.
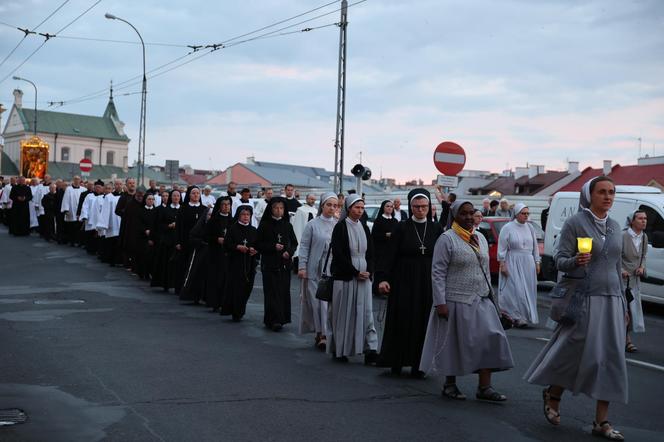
[0,0,70,70]
[47,0,368,108]
[0,0,102,85]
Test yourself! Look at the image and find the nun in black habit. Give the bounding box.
[133,193,158,280]
[176,186,209,301]
[221,204,259,321]
[256,197,298,331]
[205,196,233,311]
[151,189,181,290]
[376,188,444,377]
[371,200,399,294]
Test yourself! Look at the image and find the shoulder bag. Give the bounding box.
[469,242,514,330]
[315,245,333,302]
[550,227,612,325]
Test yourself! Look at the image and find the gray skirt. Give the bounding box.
[524,295,628,403]
[420,296,514,377]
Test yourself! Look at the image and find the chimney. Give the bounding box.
[13,89,23,108]
[246,156,255,165]
[567,161,579,174]
[515,166,528,179]
[528,164,540,178]
[603,160,612,175]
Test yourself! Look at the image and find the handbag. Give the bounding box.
[550,226,612,325]
[315,245,333,302]
[470,243,514,330]
[625,278,634,304]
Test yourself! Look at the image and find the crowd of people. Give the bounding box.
[1,173,646,440]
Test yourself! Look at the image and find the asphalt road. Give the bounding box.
[1,226,664,442]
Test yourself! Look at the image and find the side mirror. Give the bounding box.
[652,231,664,248]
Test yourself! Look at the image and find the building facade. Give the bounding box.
[1,89,130,174]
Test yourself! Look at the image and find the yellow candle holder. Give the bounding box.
[577,237,593,254]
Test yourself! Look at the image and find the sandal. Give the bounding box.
[476,385,507,402]
[625,343,638,353]
[317,336,327,352]
[442,383,466,400]
[542,387,561,426]
[592,421,624,441]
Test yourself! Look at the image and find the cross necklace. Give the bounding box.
[413,221,428,255]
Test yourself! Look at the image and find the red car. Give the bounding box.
[476,217,545,278]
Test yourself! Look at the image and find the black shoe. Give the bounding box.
[364,350,379,366]
[271,323,283,332]
[390,366,402,376]
[232,315,242,322]
[334,356,349,363]
[410,369,425,379]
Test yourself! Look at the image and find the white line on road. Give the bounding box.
[626,358,664,373]
[531,337,664,373]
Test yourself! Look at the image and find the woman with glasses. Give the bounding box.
[497,203,541,328]
[376,189,443,377]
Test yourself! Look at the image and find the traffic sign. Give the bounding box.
[437,175,458,188]
[433,141,466,176]
[79,158,92,173]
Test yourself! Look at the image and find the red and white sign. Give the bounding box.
[433,141,466,176]
[79,158,93,173]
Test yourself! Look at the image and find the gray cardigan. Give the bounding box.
[555,210,623,297]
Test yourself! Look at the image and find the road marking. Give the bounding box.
[626,358,664,373]
[531,337,664,373]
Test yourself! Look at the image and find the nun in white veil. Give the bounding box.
[497,202,541,327]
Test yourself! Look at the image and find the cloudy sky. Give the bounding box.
[1,0,663,182]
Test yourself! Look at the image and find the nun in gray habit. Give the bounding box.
[524,176,628,441]
[419,200,513,402]
[298,192,338,350]
[328,194,379,364]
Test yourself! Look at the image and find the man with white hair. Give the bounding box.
[201,185,216,209]
[481,198,491,216]
[496,198,514,218]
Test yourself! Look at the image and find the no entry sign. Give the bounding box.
[79,158,93,173]
[433,141,466,176]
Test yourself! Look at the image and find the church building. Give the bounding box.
[1,88,130,177]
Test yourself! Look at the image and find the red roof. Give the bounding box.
[558,167,603,192]
[558,163,664,192]
[608,164,664,186]
[179,173,208,186]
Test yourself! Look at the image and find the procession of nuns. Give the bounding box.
[2,175,637,440]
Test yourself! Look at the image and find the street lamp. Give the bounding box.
[105,12,147,186]
[12,76,37,135]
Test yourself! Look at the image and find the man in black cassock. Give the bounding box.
[256,197,298,331]
[283,184,301,219]
[9,176,32,236]
[115,178,137,267]
[376,188,444,377]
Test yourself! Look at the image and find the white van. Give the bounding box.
[541,186,664,305]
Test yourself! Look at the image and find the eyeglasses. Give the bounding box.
[412,205,428,209]
[520,212,530,216]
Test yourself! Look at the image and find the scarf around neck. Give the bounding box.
[451,221,480,252]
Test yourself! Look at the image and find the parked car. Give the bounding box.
[476,217,545,278]
[364,204,381,231]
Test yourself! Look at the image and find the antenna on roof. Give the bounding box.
[109,80,114,100]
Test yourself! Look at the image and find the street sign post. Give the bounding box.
[79,158,92,177]
[433,141,466,176]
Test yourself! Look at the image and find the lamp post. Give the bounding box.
[105,12,147,186]
[12,76,37,135]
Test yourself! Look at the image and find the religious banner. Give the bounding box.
[20,136,49,179]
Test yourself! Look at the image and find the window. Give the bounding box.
[106,150,115,166]
[639,205,664,248]
[61,147,70,162]
[84,149,93,160]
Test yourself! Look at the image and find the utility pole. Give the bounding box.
[333,0,348,194]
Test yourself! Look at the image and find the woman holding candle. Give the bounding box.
[525,176,628,441]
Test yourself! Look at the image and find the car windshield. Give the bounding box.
[364,206,380,222]
[491,220,510,235]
